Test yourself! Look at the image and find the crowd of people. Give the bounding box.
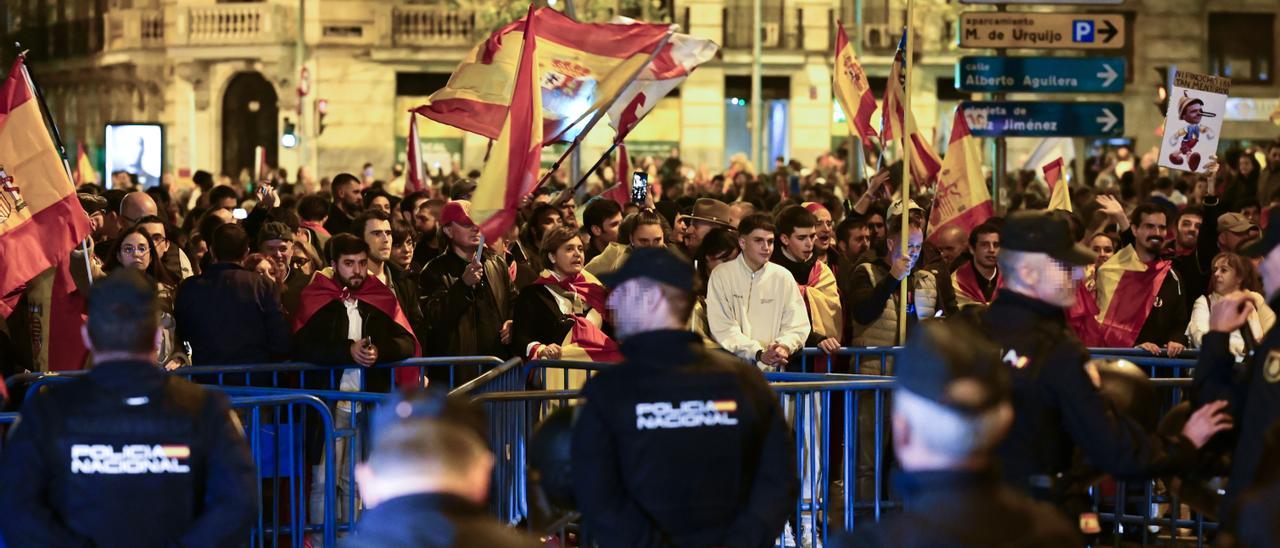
[2,136,1280,545]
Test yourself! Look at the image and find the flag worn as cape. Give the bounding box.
[833,23,878,146]
[529,269,621,364]
[0,55,92,313]
[880,31,942,189]
[928,108,992,243]
[471,3,545,242]
[799,260,842,343]
[413,7,673,144]
[952,261,1001,308]
[1044,157,1072,212]
[405,113,427,194]
[293,268,422,386]
[1071,245,1171,347]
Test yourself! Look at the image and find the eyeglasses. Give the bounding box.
[148,233,168,245]
[122,244,150,255]
[290,257,310,269]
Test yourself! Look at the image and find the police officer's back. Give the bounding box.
[833,321,1080,548]
[982,212,1229,502]
[0,270,257,547]
[572,248,798,546]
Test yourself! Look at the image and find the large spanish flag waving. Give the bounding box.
[928,109,992,244]
[1043,157,1072,212]
[0,55,91,316]
[833,23,877,145]
[471,3,543,242]
[881,31,942,189]
[414,7,673,144]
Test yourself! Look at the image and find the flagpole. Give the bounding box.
[15,48,75,183]
[547,29,676,202]
[898,6,913,346]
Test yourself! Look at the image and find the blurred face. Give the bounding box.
[413,204,437,234]
[1132,212,1167,255]
[886,228,924,268]
[391,237,415,269]
[337,183,363,209]
[630,223,665,248]
[446,222,482,251]
[1212,257,1243,294]
[138,222,169,256]
[866,214,887,243]
[781,226,817,262]
[1242,205,1261,225]
[973,232,1000,270]
[1033,257,1085,308]
[812,209,834,251]
[549,236,585,276]
[369,196,392,215]
[839,226,871,258]
[261,239,292,272]
[593,212,623,246]
[1090,234,1115,266]
[362,219,393,264]
[739,229,775,270]
[252,258,278,284]
[118,232,151,271]
[333,252,368,289]
[1176,214,1202,249]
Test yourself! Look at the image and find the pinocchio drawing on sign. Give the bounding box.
[1158,70,1231,174]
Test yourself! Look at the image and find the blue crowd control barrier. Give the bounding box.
[1089,347,1201,359]
[799,346,902,375]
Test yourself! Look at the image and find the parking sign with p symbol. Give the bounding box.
[1073,20,1095,42]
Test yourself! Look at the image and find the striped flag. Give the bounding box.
[833,23,877,145]
[471,3,544,241]
[928,109,992,244]
[1043,157,1072,212]
[880,31,942,189]
[405,113,427,193]
[1073,246,1172,347]
[606,23,717,139]
[73,141,96,185]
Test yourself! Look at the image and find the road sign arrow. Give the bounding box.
[1099,19,1118,43]
[1096,108,1119,132]
[1096,63,1118,87]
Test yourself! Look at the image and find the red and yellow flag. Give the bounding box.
[413,7,672,144]
[1044,157,1072,212]
[404,113,426,194]
[472,3,544,241]
[833,23,877,146]
[881,32,942,189]
[73,141,96,185]
[0,55,91,314]
[1070,246,1171,347]
[928,109,992,244]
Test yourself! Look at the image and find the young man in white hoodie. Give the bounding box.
[706,213,811,371]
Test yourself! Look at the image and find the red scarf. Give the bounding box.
[293,271,421,385]
[532,271,620,362]
[300,220,330,239]
[954,261,1001,306]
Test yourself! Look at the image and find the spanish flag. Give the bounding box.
[1044,157,1072,212]
[413,7,673,144]
[0,55,92,317]
[880,31,942,189]
[471,3,544,242]
[529,269,622,390]
[1069,246,1172,347]
[833,23,877,146]
[404,112,426,194]
[800,260,842,345]
[73,141,97,185]
[928,108,992,244]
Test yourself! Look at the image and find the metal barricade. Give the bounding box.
[799,346,902,375]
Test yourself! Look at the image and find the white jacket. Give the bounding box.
[1187,291,1276,360]
[706,254,811,368]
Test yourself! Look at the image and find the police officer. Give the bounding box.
[1196,208,1280,532]
[834,320,1080,547]
[571,247,798,545]
[344,389,540,548]
[981,211,1231,512]
[0,269,257,547]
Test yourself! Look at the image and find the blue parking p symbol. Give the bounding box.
[1073,20,1095,42]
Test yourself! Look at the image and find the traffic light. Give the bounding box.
[316,99,328,135]
[1154,66,1171,114]
[281,117,297,148]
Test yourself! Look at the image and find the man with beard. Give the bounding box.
[325,173,364,236]
[1082,203,1189,356]
[952,221,1002,308]
[770,206,842,362]
[1174,207,1204,255]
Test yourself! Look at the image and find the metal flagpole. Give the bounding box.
[898,4,913,346]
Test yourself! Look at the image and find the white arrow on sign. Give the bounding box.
[1096,64,1118,87]
[1096,108,1119,132]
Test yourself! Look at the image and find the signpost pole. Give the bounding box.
[991,5,1006,215]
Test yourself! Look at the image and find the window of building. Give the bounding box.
[1208,13,1274,84]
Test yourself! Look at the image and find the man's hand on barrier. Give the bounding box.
[1166,341,1185,358]
[1136,342,1162,356]
[1209,291,1254,333]
[765,343,791,366]
[539,344,562,360]
[817,338,841,354]
[500,320,513,345]
[1182,400,1233,449]
[351,338,378,367]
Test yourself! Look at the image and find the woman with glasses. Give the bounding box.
[104,224,185,370]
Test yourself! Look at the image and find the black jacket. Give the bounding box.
[570,330,797,547]
[510,285,577,360]
[833,470,1080,548]
[1193,295,1280,528]
[0,360,256,547]
[340,493,540,548]
[175,263,292,365]
[293,298,416,393]
[385,264,426,344]
[1132,261,1189,347]
[419,249,514,360]
[983,290,1197,495]
[324,203,357,236]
